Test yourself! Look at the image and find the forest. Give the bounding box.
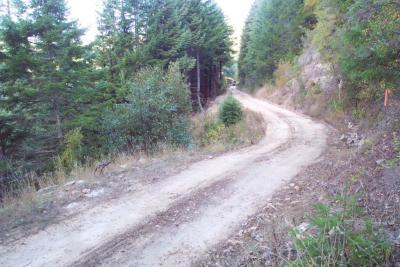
[239,0,400,104]
[0,0,232,191]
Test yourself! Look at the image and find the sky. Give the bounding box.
[67,0,254,53]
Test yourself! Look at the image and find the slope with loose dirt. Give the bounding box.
[0,90,328,267]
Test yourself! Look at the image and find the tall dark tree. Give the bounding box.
[239,0,306,88]
[96,0,233,109]
[0,0,95,178]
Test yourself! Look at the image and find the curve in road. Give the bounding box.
[0,91,328,267]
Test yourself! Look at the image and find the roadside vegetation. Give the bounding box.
[288,193,392,266]
[192,95,265,153]
[240,0,399,119]
[0,0,233,200]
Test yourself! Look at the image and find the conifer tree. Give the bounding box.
[0,0,94,175]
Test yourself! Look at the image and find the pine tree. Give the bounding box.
[0,0,95,175]
[238,0,306,88]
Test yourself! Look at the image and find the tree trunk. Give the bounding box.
[196,51,204,113]
[219,61,223,84]
[0,147,5,161]
[53,96,63,145]
[6,0,11,17]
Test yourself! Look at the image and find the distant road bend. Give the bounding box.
[0,90,328,267]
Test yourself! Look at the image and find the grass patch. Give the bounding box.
[191,109,265,153]
[287,191,393,266]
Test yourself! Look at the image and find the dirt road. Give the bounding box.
[0,91,328,267]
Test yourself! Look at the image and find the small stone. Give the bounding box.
[66,202,79,209]
[297,223,310,232]
[64,180,76,187]
[85,188,105,198]
[348,122,353,129]
[82,188,91,194]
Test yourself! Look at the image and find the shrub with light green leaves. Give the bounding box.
[57,128,83,174]
[287,194,392,266]
[101,64,192,153]
[219,96,243,127]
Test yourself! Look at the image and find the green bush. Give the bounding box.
[101,64,192,153]
[287,194,392,266]
[203,120,226,145]
[57,128,83,174]
[340,0,400,99]
[219,96,243,127]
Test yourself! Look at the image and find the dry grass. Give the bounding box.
[0,163,98,217]
[0,183,38,218]
[191,108,266,153]
[255,85,276,99]
[304,0,320,11]
[0,143,201,218]
[273,62,293,88]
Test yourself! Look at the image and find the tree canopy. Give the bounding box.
[238,0,309,89]
[0,0,233,190]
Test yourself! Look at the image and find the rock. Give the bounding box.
[64,180,76,187]
[208,156,214,160]
[376,159,385,165]
[38,185,57,194]
[357,138,365,148]
[227,239,243,246]
[85,188,105,198]
[297,223,310,233]
[348,122,354,129]
[66,202,79,209]
[389,230,400,246]
[82,188,91,194]
[297,47,339,94]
